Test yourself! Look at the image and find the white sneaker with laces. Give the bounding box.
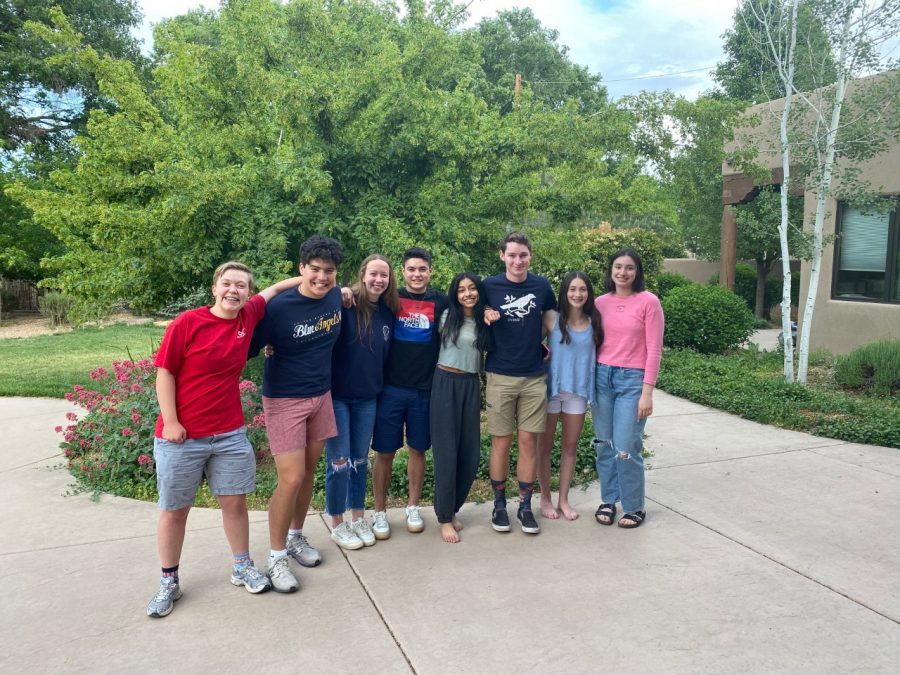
[405,504,424,533]
[330,521,364,550]
[372,511,391,540]
[350,518,376,546]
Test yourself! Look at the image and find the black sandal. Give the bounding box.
[594,503,616,526]
[618,510,646,529]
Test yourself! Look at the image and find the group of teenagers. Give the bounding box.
[146,231,664,618]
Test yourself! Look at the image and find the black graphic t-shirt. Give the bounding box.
[249,286,342,398]
[383,288,449,390]
[483,272,556,377]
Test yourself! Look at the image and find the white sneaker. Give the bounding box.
[405,505,424,533]
[267,555,299,593]
[372,511,391,540]
[351,518,376,547]
[330,521,364,550]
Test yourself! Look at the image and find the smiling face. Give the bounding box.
[298,257,338,300]
[610,255,637,293]
[363,258,391,302]
[500,242,532,282]
[456,277,479,315]
[402,257,431,294]
[566,276,589,309]
[211,269,252,318]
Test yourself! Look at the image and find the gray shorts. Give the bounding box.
[154,426,255,511]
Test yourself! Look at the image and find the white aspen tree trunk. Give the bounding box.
[797,12,850,384]
[776,0,800,383]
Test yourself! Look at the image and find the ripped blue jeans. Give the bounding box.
[325,397,376,515]
[592,364,647,514]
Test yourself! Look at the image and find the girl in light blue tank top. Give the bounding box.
[537,271,603,521]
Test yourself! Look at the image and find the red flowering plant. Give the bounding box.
[59,357,268,501]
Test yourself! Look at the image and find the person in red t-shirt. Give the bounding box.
[146,262,300,619]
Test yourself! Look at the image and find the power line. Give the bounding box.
[526,65,716,86]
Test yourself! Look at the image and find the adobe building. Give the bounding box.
[721,72,899,355]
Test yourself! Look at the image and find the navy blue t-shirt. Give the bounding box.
[249,286,342,398]
[331,301,394,401]
[483,272,556,377]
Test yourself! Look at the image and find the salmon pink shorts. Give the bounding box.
[262,392,337,455]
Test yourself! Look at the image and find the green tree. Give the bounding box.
[470,7,607,114]
[1,0,144,150]
[8,0,658,314]
[713,0,836,104]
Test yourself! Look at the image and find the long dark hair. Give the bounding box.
[443,272,493,353]
[557,271,603,347]
[352,254,400,344]
[603,248,646,293]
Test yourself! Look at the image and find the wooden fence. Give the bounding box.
[0,277,43,312]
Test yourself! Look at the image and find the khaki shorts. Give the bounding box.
[485,373,548,436]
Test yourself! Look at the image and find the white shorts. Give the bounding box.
[547,391,588,415]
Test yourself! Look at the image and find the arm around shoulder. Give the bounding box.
[258,276,301,303]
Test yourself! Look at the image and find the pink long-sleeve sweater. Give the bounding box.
[594,291,665,385]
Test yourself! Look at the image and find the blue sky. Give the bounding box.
[135,0,741,100]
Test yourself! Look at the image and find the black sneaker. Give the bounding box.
[491,507,511,532]
[517,508,541,535]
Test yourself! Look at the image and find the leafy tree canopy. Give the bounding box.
[1,0,144,150]
[8,0,658,315]
[713,0,837,104]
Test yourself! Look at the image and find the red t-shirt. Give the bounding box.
[154,295,265,439]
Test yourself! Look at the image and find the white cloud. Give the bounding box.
[134,0,739,99]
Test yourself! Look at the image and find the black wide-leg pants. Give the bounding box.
[430,368,481,523]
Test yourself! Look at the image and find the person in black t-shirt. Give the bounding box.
[369,248,448,538]
[482,232,556,536]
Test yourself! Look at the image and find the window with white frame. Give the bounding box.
[833,202,899,303]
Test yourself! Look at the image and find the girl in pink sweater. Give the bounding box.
[592,248,664,529]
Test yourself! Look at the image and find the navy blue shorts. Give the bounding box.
[372,384,431,453]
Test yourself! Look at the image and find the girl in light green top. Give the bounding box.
[430,272,493,543]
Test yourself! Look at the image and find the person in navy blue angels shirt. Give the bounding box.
[248,235,344,594]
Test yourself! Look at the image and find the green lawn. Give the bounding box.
[0,323,166,398]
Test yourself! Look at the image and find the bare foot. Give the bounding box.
[441,522,460,543]
[452,517,464,532]
[558,502,579,521]
[540,500,560,520]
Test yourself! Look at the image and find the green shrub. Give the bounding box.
[834,340,900,397]
[158,287,213,318]
[658,349,900,448]
[38,291,75,327]
[657,271,695,299]
[60,359,270,501]
[662,284,756,354]
[708,263,778,316]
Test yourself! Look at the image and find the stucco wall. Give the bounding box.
[727,72,900,355]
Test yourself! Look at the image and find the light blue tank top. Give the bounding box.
[547,318,596,402]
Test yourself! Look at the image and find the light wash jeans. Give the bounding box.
[325,397,377,515]
[592,364,647,514]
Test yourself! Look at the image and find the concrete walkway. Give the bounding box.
[1,394,898,674]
